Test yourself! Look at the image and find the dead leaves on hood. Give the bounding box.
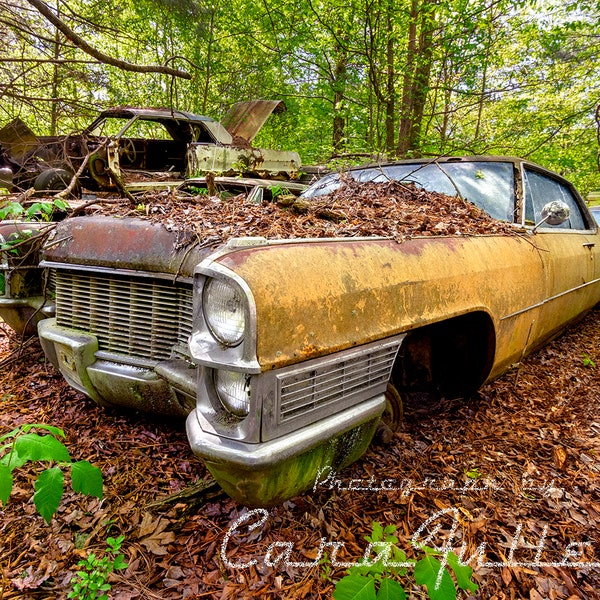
[82,177,517,249]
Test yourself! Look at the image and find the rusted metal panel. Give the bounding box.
[42,216,209,277]
[186,144,301,178]
[1,102,294,193]
[220,100,286,143]
[0,221,52,335]
[0,118,38,162]
[215,234,568,376]
[531,231,600,345]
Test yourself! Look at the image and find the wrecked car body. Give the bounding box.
[177,176,306,203]
[0,101,301,194]
[0,221,54,336]
[35,156,600,506]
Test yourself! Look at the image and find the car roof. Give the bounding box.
[341,155,526,170]
[97,106,216,123]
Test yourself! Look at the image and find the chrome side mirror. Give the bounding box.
[533,201,570,231]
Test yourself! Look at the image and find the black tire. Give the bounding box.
[33,168,79,196]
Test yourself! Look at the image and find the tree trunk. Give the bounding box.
[397,0,436,157]
[384,0,395,154]
[332,49,348,152]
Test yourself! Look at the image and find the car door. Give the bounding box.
[523,166,600,345]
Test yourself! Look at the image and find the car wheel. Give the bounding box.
[375,383,404,444]
[33,168,79,196]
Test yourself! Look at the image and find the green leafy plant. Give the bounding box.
[0,228,34,261]
[333,522,412,599]
[582,354,596,367]
[464,467,483,480]
[0,424,103,523]
[187,185,209,195]
[27,198,69,221]
[320,551,334,583]
[0,198,69,222]
[68,535,128,600]
[329,522,479,600]
[269,184,284,200]
[0,201,25,220]
[414,546,478,600]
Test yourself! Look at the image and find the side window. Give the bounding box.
[523,168,586,230]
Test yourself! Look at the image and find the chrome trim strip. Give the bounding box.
[189,261,260,373]
[500,277,600,321]
[41,260,192,284]
[187,395,386,469]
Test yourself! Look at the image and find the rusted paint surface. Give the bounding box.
[216,233,600,377]
[42,216,210,277]
[0,118,38,162]
[528,231,600,346]
[0,221,47,242]
[0,221,51,335]
[1,102,296,193]
[220,100,286,143]
[187,144,301,179]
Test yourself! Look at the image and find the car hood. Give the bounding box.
[41,216,213,277]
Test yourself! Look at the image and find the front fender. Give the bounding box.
[211,235,544,374]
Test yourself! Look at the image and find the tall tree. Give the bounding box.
[397,0,437,157]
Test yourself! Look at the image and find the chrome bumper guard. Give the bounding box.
[38,318,196,416]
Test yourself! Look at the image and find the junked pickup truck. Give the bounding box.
[35,156,600,506]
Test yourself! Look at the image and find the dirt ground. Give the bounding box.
[0,305,598,599]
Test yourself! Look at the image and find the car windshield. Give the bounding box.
[87,117,174,140]
[302,160,516,222]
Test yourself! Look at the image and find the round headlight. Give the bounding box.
[203,278,245,346]
[215,370,250,417]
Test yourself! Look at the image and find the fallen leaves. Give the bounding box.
[137,513,176,556]
[1,306,599,598]
[81,177,518,250]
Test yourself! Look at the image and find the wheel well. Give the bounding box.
[391,312,495,400]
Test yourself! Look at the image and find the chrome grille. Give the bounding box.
[54,269,193,360]
[278,342,400,423]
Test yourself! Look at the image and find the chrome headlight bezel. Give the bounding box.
[202,277,246,347]
[194,365,264,442]
[213,368,251,418]
[189,258,262,442]
[189,261,260,373]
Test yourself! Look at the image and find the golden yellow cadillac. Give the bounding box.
[37,156,600,506]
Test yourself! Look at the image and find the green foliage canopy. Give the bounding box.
[1,0,600,192]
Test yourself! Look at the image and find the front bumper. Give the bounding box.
[186,395,386,506]
[0,296,53,336]
[38,318,196,416]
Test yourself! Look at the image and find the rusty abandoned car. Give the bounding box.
[4,155,600,506]
[0,220,52,336]
[0,100,301,195]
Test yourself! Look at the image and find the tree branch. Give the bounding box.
[25,0,193,80]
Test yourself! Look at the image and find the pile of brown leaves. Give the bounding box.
[1,306,599,599]
[82,178,517,248]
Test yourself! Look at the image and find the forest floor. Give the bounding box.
[1,308,599,600]
[2,168,600,600]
